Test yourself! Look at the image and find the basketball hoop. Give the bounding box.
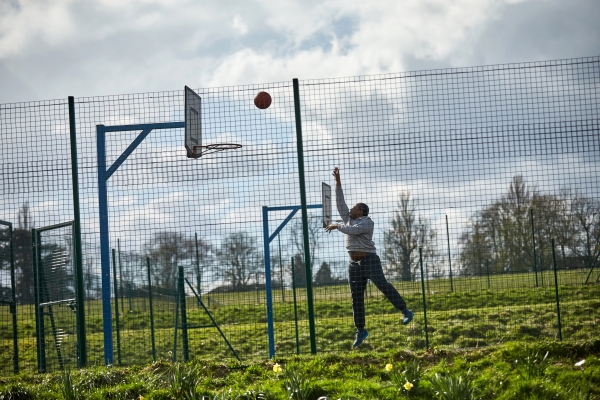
[187,143,242,158]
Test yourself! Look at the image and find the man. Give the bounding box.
[325,167,414,346]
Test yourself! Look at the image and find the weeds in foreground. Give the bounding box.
[283,365,313,400]
[168,363,203,400]
[59,369,82,400]
[429,370,475,400]
[514,349,549,379]
[387,359,423,395]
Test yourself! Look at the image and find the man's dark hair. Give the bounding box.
[358,203,369,216]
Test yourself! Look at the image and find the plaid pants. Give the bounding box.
[348,253,407,330]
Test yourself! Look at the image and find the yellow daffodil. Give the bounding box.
[403,381,414,391]
[273,363,282,373]
[385,363,393,372]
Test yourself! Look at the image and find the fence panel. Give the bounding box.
[0,57,598,372]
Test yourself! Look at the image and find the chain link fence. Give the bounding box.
[0,56,599,374]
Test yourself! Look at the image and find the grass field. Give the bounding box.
[0,340,598,399]
[1,268,599,376]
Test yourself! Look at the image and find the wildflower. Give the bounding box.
[385,363,393,372]
[403,381,414,391]
[273,363,282,373]
[575,359,585,367]
[139,396,145,400]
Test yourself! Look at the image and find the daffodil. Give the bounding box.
[385,363,393,372]
[273,363,282,373]
[403,381,414,391]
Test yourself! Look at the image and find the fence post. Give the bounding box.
[179,266,190,362]
[68,96,87,368]
[195,233,202,301]
[551,239,562,340]
[291,257,300,355]
[32,228,46,373]
[146,258,156,362]
[419,248,429,349]
[530,209,539,287]
[293,78,317,355]
[486,260,491,289]
[446,215,454,292]
[112,249,122,365]
[118,239,124,314]
[278,234,285,303]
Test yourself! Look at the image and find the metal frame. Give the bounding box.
[0,220,18,373]
[262,204,321,358]
[96,121,184,365]
[32,221,77,372]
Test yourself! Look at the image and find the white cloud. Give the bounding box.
[232,15,249,35]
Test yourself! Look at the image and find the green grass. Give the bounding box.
[1,268,599,375]
[0,340,598,399]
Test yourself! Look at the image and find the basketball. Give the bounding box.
[254,91,272,109]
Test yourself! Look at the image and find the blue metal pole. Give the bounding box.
[262,206,275,358]
[96,125,114,365]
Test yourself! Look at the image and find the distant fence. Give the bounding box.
[0,56,599,374]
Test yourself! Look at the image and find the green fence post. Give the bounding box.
[293,78,317,355]
[486,260,491,289]
[278,234,285,303]
[112,249,122,365]
[1,221,19,373]
[118,239,124,314]
[291,257,300,355]
[419,248,429,349]
[530,209,539,287]
[173,284,179,362]
[195,233,202,302]
[178,266,189,362]
[32,228,46,373]
[146,259,156,362]
[446,215,454,292]
[68,96,87,368]
[551,239,563,341]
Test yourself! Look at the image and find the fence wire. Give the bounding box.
[0,56,599,374]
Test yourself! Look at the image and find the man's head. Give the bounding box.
[350,203,369,219]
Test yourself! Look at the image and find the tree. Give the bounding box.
[314,261,333,285]
[570,194,600,263]
[459,175,598,274]
[288,214,324,288]
[459,219,493,276]
[217,232,261,289]
[383,192,437,281]
[145,231,195,289]
[13,204,35,303]
[291,253,307,288]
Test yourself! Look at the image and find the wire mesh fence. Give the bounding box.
[0,56,599,374]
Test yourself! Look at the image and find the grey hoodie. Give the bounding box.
[335,186,377,253]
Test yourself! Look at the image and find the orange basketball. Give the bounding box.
[254,91,272,109]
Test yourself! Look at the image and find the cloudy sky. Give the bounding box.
[1,0,599,104]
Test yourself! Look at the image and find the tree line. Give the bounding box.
[2,177,598,302]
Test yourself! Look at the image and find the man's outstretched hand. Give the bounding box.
[333,167,341,187]
[325,224,339,233]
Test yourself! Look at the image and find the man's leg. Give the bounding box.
[363,254,407,312]
[348,260,368,330]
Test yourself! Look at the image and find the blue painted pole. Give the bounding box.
[96,125,114,365]
[262,206,275,358]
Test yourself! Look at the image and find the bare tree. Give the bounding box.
[217,232,262,289]
[383,192,437,281]
[570,194,600,263]
[289,214,323,283]
[145,231,195,289]
[12,204,35,303]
